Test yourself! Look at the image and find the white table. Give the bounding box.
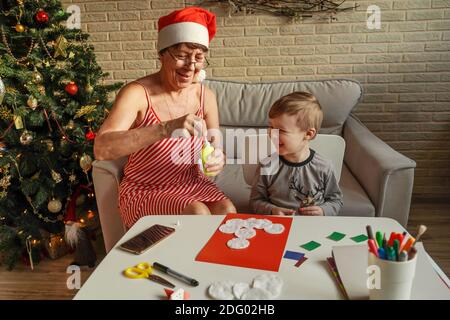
[74,215,448,300]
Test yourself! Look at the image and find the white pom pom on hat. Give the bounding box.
[196,69,206,82]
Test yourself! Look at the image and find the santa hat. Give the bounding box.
[157,7,216,52]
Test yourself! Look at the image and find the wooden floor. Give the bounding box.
[406,199,450,278]
[0,199,448,300]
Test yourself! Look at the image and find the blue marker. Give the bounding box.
[377,248,386,260]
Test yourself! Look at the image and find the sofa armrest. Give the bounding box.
[92,157,128,252]
[343,115,416,226]
[92,157,128,185]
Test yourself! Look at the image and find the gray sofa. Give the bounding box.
[92,78,416,252]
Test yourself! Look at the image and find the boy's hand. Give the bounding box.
[298,206,324,216]
[271,207,296,216]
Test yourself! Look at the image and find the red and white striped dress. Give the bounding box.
[119,82,228,228]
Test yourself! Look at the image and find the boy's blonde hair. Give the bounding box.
[269,91,323,132]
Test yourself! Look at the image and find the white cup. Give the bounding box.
[368,252,417,300]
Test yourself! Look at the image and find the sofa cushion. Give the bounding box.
[339,164,375,217]
[204,78,362,135]
[214,164,253,213]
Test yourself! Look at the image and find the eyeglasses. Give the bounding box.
[167,50,209,69]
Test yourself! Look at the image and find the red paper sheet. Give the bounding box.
[196,214,293,272]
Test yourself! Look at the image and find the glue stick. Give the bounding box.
[201,140,215,176]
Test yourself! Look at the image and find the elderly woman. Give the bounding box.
[94,7,236,228]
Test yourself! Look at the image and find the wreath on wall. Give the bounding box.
[197,0,359,21]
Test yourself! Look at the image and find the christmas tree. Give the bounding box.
[0,0,122,269]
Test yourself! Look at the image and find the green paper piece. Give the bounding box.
[300,241,321,251]
[350,234,369,243]
[327,232,346,241]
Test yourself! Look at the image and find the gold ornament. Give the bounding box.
[14,115,24,129]
[74,105,97,119]
[54,35,68,58]
[0,175,11,189]
[0,106,13,121]
[85,84,94,94]
[65,120,75,130]
[32,68,43,83]
[71,153,78,161]
[37,85,46,95]
[51,170,62,183]
[47,198,62,213]
[0,190,7,199]
[27,96,38,110]
[15,23,25,33]
[79,154,93,172]
[42,139,54,152]
[68,52,75,59]
[19,131,33,145]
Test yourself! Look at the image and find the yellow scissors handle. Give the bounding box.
[123,262,152,279]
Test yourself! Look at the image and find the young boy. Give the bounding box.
[249,91,343,216]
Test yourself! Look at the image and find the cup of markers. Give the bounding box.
[366,225,426,300]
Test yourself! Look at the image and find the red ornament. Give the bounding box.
[65,82,78,95]
[85,130,96,141]
[35,9,49,24]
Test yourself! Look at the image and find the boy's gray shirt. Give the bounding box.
[249,149,343,216]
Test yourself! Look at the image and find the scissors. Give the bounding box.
[123,262,175,288]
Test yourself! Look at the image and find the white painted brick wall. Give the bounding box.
[64,0,450,198]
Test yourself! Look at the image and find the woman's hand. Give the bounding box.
[204,148,225,176]
[162,113,206,139]
[298,206,324,216]
[271,207,296,216]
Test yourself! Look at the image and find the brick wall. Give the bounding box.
[63,0,450,199]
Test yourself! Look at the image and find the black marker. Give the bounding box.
[153,262,199,287]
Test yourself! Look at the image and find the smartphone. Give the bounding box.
[119,224,175,254]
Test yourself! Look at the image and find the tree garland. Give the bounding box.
[197,0,359,21]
